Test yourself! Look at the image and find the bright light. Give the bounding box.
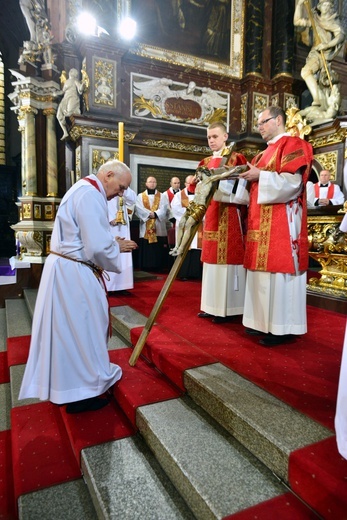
[119,17,137,40]
[77,12,97,36]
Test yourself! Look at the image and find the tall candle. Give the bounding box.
[118,122,124,162]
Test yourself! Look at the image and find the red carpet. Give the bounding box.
[110,347,183,426]
[289,436,347,519]
[4,276,347,518]
[0,352,9,384]
[11,402,81,500]
[224,492,319,519]
[109,277,345,431]
[0,430,16,520]
[60,395,136,463]
[107,276,347,519]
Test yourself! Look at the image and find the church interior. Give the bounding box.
[1,1,347,518]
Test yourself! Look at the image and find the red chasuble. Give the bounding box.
[200,151,248,265]
[244,135,313,273]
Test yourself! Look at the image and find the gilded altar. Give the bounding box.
[307,206,347,297]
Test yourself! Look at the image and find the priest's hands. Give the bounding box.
[115,237,138,252]
[239,162,260,182]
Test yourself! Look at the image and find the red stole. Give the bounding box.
[244,135,313,273]
[314,183,334,199]
[166,189,175,204]
[200,151,248,265]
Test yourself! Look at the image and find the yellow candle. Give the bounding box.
[118,122,124,162]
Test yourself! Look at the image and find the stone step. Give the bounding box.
[82,435,196,520]
[136,396,285,519]
[0,308,7,351]
[5,298,32,338]
[4,293,321,519]
[184,363,332,482]
[18,479,98,520]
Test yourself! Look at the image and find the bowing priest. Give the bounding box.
[19,160,138,413]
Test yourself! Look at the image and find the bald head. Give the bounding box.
[97,159,132,200]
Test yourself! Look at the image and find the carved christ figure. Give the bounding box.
[170,164,248,256]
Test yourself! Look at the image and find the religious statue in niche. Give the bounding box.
[57,68,89,140]
[293,0,345,124]
[19,0,55,67]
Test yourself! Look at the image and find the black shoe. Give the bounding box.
[259,334,295,347]
[197,312,213,318]
[245,328,264,336]
[66,397,109,414]
[212,316,234,324]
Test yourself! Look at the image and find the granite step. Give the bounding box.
[184,363,332,483]
[0,308,7,351]
[3,292,322,519]
[136,396,286,519]
[5,298,32,338]
[82,435,196,520]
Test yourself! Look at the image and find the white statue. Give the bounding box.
[294,0,345,119]
[19,0,54,66]
[57,69,86,140]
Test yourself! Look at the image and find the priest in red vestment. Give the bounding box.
[239,106,313,346]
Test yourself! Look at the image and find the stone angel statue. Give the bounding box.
[170,163,248,256]
[56,68,89,140]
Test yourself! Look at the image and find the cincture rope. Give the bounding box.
[50,250,113,337]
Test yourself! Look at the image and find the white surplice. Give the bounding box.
[19,175,123,404]
[335,214,347,459]
[242,169,307,335]
[201,178,248,317]
[105,187,136,291]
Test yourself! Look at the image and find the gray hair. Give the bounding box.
[98,159,130,176]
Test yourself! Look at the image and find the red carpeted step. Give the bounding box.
[223,492,319,519]
[289,436,347,519]
[130,325,216,391]
[59,397,136,463]
[7,336,31,367]
[0,351,10,383]
[0,430,16,520]
[109,347,183,426]
[11,402,81,500]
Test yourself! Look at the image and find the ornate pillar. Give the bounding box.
[244,0,264,76]
[22,106,38,196]
[271,0,294,77]
[44,108,58,197]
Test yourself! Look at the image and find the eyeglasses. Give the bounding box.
[257,116,276,128]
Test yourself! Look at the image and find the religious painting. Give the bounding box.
[122,0,244,78]
[131,0,231,63]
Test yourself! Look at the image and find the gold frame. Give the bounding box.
[118,0,245,79]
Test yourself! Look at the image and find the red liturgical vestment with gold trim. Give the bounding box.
[200,151,248,265]
[244,135,313,274]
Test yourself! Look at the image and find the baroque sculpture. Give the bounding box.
[19,0,55,67]
[293,0,345,124]
[57,68,88,140]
